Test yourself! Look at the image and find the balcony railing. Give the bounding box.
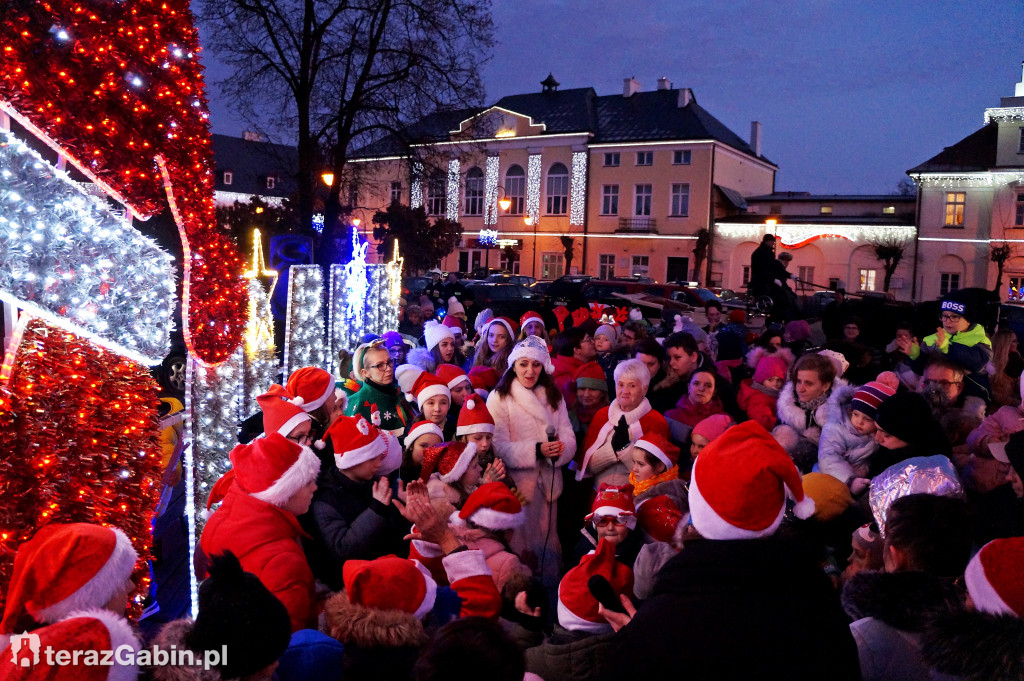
[616,217,657,233]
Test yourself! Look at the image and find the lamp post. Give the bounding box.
[525,215,538,278]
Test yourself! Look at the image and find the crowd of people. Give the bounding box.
[5,278,1024,681]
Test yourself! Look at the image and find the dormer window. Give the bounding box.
[266,176,276,190]
[223,171,233,185]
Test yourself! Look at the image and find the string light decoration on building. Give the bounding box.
[283,265,325,378]
[910,171,1024,189]
[242,279,277,418]
[984,107,1024,124]
[570,151,588,225]
[364,265,389,338]
[410,162,424,209]
[716,222,917,248]
[479,229,499,247]
[386,239,404,309]
[0,130,175,365]
[526,154,542,225]
[484,156,500,224]
[312,213,325,234]
[0,318,163,618]
[0,1,248,366]
[446,158,461,222]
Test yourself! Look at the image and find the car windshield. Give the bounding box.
[693,288,720,302]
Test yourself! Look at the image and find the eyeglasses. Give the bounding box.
[286,433,311,445]
[940,313,963,322]
[594,516,629,527]
[367,359,394,372]
[922,378,962,388]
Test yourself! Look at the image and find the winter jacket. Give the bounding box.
[345,378,414,436]
[454,530,532,594]
[966,403,1024,455]
[646,370,687,415]
[737,378,779,431]
[773,380,846,472]
[301,467,409,591]
[664,396,727,445]
[921,609,1024,681]
[576,398,669,487]
[600,536,860,681]
[910,323,993,403]
[841,570,962,681]
[632,541,678,600]
[525,625,616,681]
[201,486,317,632]
[818,384,878,485]
[551,354,585,408]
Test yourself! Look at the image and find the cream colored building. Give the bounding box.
[346,76,776,282]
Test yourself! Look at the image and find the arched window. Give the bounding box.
[464,166,484,216]
[546,162,568,215]
[505,165,525,215]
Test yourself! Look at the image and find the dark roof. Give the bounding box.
[352,86,772,164]
[907,123,999,174]
[212,134,298,198]
[715,185,748,210]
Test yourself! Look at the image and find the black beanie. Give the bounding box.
[186,551,292,680]
[874,391,934,446]
[940,289,976,324]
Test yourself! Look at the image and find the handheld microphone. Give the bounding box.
[546,425,557,442]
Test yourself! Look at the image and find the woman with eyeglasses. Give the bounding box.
[344,340,415,436]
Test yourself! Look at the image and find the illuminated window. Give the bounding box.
[222,171,233,185]
[944,192,966,227]
[819,205,832,215]
[858,269,876,291]
[883,206,895,215]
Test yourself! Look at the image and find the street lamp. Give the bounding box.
[525,215,539,278]
[322,172,335,187]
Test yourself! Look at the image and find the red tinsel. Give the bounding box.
[0,318,165,618]
[0,1,246,365]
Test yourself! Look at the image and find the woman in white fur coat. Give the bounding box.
[773,352,844,473]
[487,335,576,585]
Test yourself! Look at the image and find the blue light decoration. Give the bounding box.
[479,229,498,247]
[312,212,325,234]
[341,226,369,352]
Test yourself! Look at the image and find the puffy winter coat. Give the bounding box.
[664,396,726,444]
[736,379,779,432]
[818,384,878,484]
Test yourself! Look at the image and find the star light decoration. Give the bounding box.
[284,265,325,378]
[0,129,175,364]
[0,1,247,366]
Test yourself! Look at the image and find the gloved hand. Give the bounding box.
[611,415,631,452]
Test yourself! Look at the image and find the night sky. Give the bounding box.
[201,1,1023,195]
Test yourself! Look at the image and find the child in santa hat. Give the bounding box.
[201,432,322,631]
[629,433,689,509]
[401,420,445,483]
[436,363,473,438]
[396,364,452,436]
[0,523,142,681]
[571,484,644,570]
[472,316,517,373]
[518,310,550,344]
[419,398,505,507]
[450,482,532,594]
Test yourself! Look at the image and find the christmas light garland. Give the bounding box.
[446,158,461,222]
[284,265,325,378]
[716,222,916,246]
[570,151,588,225]
[526,154,542,225]
[242,279,277,418]
[484,156,500,224]
[411,162,424,209]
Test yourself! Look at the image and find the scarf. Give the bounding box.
[752,381,780,398]
[629,465,680,496]
[797,391,830,430]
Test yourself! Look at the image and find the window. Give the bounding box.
[673,150,692,165]
[541,252,565,280]
[603,152,620,167]
[222,171,233,185]
[546,163,568,215]
[883,206,895,215]
[742,266,751,286]
[266,176,276,190]
[464,167,484,216]
[944,192,966,227]
[940,273,960,296]
[858,269,876,291]
[1019,128,1024,153]
[819,205,832,215]
[498,250,520,274]
[348,184,358,207]
[1016,194,1024,227]
[798,266,814,286]
[425,175,446,216]
[828,277,840,290]
[601,185,619,215]
[390,181,402,205]
[599,254,616,279]
[505,165,525,215]
[631,255,650,277]
[670,183,690,217]
[636,151,653,166]
[634,184,652,216]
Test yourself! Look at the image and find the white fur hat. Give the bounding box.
[507,335,555,374]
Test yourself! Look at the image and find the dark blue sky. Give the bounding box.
[202,1,1023,194]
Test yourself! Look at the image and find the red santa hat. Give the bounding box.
[403,420,444,449]
[468,366,499,392]
[519,311,545,332]
[395,364,451,409]
[636,495,684,543]
[436,364,471,391]
[456,397,495,436]
[2,612,141,681]
[483,316,517,341]
[207,433,321,511]
[325,414,400,473]
[556,538,634,634]
[420,441,478,484]
[689,421,815,540]
[453,482,524,530]
[343,555,437,620]
[442,315,465,336]
[257,391,312,438]
[634,432,679,470]
[506,335,555,374]
[584,484,637,530]
[964,536,1024,618]
[0,523,138,634]
[423,320,455,351]
[285,366,335,412]
[574,361,609,393]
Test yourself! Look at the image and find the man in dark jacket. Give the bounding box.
[599,422,860,681]
[749,232,778,297]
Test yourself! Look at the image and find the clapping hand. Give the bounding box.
[482,459,506,483]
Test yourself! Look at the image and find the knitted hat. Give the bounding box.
[520,311,545,332]
[634,432,679,470]
[753,355,789,383]
[728,309,747,324]
[285,367,335,412]
[189,551,292,679]
[940,288,977,323]
[453,481,524,530]
[447,296,466,317]
[395,364,451,408]
[801,472,853,521]
[574,361,608,392]
[442,315,465,335]
[507,335,555,374]
[436,364,471,391]
[343,555,437,620]
[326,414,396,471]
[584,483,637,530]
[207,433,321,510]
[595,324,618,343]
[456,397,495,436]
[635,495,683,543]
[257,391,312,438]
[874,391,933,445]
[817,349,849,377]
[424,320,455,351]
[0,523,138,633]
[785,319,812,342]
[692,414,734,443]
[556,539,634,634]
[468,366,500,392]
[484,316,517,341]
[275,630,346,681]
[689,421,815,540]
[403,420,444,449]
[851,381,897,420]
[382,330,414,350]
[420,441,478,484]
[964,537,1024,618]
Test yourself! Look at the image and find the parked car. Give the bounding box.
[402,276,430,298]
[465,282,539,318]
[671,287,723,308]
[484,273,536,287]
[466,267,507,280]
[542,275,594,307]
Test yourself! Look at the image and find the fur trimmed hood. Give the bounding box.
[775,377,846,433]
[921,609,1024,681]
[323,591,427,649]
[745,345,795,371]
[825,383,857,424]
[841,570,961,632]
